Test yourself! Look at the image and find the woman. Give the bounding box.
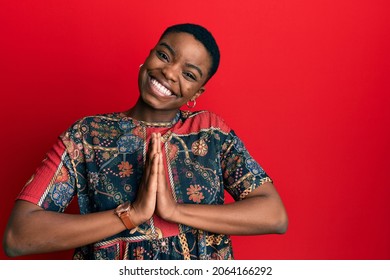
[3,23,288,260]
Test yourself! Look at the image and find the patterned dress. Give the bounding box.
[17,110,272,260]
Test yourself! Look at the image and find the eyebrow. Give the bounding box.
[159,42,176,56]
[159,42,204,78]
[185,63,203,78]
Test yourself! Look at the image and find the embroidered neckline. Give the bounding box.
[120,110,182,128]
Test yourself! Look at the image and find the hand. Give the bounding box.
[130,133,160,225]
[155,135,179,222]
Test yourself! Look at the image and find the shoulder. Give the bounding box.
[75,112,125,126]
[67,112,124,129]
[58,112,125,160]
[181,110,231,133]
[60,111,124,140]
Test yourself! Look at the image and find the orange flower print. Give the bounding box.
[91,130,99,137]
[168,143,179,161]
[187,185,205,203]
[118,161,133,177]
[55,166,69,183]
[90,122,99,129]
[92,137,100,145]
[102,152,111,160]
[192,139,208,156]
[133,126,144,138]
[110,129,119,138]
[133,246,145,260]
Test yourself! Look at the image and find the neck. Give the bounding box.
[127,98,180,123]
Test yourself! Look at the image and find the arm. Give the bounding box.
[155,138,288,235]
[3,201,126,257]
[3,133,162,257]
[157,172,288,235]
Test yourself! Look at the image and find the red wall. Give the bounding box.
[1,0,389,260]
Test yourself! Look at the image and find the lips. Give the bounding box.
[150,77,175,97]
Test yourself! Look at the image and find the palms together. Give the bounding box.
[132,133,178,226]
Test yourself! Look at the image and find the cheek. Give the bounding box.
[138,68,147,86]
[144,54,162,68]
[181,84,201,100]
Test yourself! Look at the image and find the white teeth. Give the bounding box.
[151,78,173,96]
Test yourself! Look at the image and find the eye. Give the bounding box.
[183,72,197,81]
[156,50,169,62]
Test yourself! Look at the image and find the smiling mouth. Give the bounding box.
[150,77,174,97]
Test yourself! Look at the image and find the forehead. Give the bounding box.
[157,32,212,73]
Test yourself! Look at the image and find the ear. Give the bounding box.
[192,87,205,101]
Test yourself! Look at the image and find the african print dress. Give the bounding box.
[17,110,272,260]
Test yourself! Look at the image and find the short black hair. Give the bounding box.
[160,23,220,82]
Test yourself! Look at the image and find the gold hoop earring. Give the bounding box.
[186,99,196,109]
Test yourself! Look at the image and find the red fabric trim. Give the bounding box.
[17,138,67,205]
[177,111,231,135]
[152,214,180,238]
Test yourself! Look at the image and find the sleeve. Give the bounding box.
[221,130,272,201]
[16,120,86,212]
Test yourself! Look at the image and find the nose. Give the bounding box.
[161,63,178,83]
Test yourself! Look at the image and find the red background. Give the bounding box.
[1,0,389,260]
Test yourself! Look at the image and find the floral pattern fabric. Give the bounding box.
[18,110,272,260]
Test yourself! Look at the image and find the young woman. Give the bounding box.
[3,23,288,260]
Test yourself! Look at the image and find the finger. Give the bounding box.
[144,133,156,177]
[157,134,166,183]
[150,133,159,163]
[157,153,167,192]
[157,133,162,154]
[150,133,157,158]
[146,152,159,192]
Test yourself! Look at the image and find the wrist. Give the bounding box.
[128,202,146,226]
[167,203,181,224]
[114,201,137,229]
